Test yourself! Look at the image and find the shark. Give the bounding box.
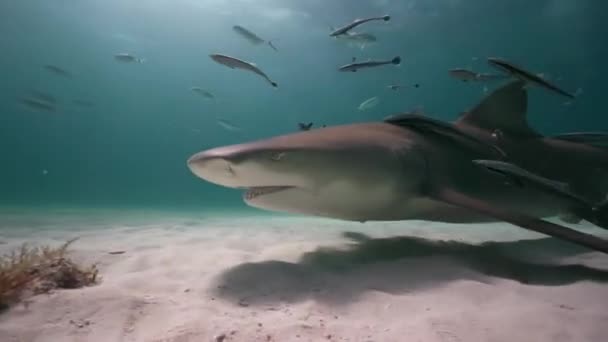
[187,80,608,254]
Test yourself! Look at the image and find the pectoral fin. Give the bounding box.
[430,187,608,254]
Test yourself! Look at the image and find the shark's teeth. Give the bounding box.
[244,186,292,200]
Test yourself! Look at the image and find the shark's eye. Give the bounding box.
[270,152,286,161]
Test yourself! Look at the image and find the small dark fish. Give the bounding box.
[210,54,278,88]
[73,99,95,108]
[487,57,575,99]
[29,90,56,104]
[43,65,71,78]
[330,15,390,37]
[339,56,400,72]
[298,122,313,131]
[387,83,419,91]
[191,87,215,99]
[449,68,506,82]
[114,53,145,63]
[21,98,56,112]
[232,25,278,51]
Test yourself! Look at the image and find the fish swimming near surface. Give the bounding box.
[191,87,215,100]
[20,98,56,112]
[330,15,390,37]
[298,122,313,131]
[358,96,379,111]
[335,31,377,49]
[339,56,400,72]
[232,25,278,51]
[187,80,608,255]
[29,90,57,104]
[216,118,242,132]
[210,54,278,88]
[43,65,72,78]
[487,57,574,99]
[449,68,506,82]
[114,53,145,63]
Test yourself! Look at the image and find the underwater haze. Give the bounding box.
[0,0,605,211]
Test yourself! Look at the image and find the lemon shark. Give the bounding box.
[187,81,608,254]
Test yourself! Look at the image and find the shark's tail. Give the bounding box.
[137,58,146,64]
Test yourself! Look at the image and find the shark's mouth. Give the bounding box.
[243,186,295,200]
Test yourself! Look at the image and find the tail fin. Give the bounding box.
[137,58,146,64]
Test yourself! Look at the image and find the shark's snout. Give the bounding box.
[187,150,238,187]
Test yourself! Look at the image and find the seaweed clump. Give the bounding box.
[0,238,98,311]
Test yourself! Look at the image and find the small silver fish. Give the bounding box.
[487,57,574,99]
[114,53,145,63]
[358,96,379,111]
[44,65,71,78]
[217,118,241,131]
[21,98,56,112]
[210,54,278,88]
[232,25,277,51]
[339,56,400,72]
[29,90,56,104]
[191,87,215,100]
[330,15,390,37]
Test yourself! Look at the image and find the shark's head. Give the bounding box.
[187,124,427,220]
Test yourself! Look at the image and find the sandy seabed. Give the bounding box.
[0,209,607,342]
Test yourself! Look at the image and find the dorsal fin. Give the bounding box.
[456,80,541,138]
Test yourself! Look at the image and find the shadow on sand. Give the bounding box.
[212,232,608,306]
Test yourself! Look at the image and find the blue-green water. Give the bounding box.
[0,0,605,211]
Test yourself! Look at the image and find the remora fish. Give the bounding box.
[232,25,278,51]
[210,54,278,88]
[114,53,145,63]
[43,65,72,78]
[449,68,506,82]
[339,56,400,72]
[358,96,379,111]
[188,80,608,254]
[330,15,390,37]
[487,57,574,99]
